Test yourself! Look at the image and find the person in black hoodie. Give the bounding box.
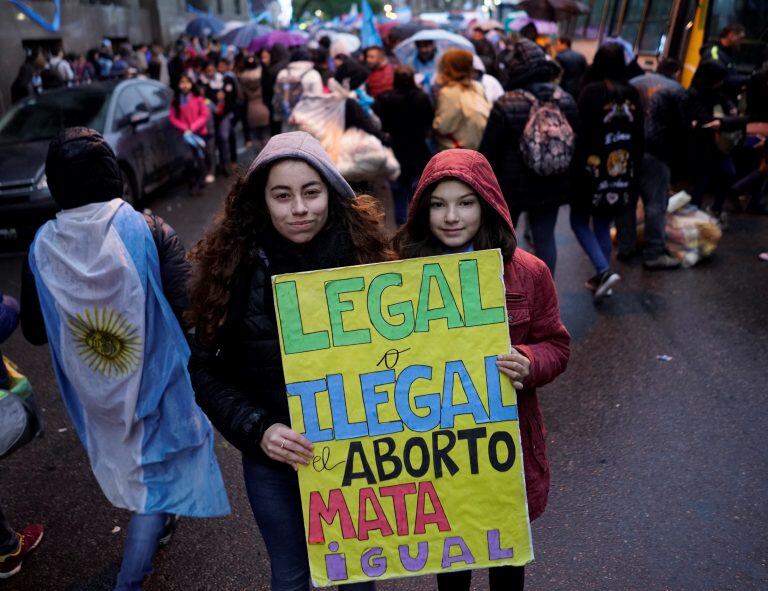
[479,39,579,274]
[682,60,747,222]
[373,65,435,224]
[571,43,644,301]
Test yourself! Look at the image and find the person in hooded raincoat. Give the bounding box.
[20,127,229,590]
[393,149,570,591]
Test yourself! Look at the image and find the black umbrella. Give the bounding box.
[517,0,591,22]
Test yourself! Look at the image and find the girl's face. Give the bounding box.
[428,179,482,249]
[260,50,271,65]
[179,77,192,94]
[265,160,329,244]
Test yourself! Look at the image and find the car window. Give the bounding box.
[113,86,148,130]
[0,89,110,145]
[140,84,171,113]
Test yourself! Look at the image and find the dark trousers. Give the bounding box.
[214,112,235,167]
[391,173,418,226]
[691,151,736,213]
[512,207,560,275]
[733,168,768,211]
[616,153,670,260]
[0,502,17,554]
[242,456,374,591]
[437,565,525,591]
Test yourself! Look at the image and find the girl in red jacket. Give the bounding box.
[169,74,212,193]
[393,149,570,591]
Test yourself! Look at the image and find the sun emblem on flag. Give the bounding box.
[67,308,142,378]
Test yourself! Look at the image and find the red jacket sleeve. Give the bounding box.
[514,264,570,389]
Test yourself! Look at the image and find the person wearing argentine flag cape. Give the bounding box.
[20,128,229,589]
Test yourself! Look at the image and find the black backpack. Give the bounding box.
[586,81,639,212]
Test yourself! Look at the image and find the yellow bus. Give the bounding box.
[559,0,767,86]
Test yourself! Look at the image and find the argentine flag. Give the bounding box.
[29,199,229,517]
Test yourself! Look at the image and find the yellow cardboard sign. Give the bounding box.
[272,250,533,585]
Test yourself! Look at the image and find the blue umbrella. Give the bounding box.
[393,29,475,65]
[220,22,273,48]
[186,16,224,38]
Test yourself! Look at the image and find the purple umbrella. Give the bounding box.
[248,31,308,53]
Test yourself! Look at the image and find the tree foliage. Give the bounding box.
[291,0,384,21]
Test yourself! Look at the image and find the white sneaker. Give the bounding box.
[204,174,215,184]
[594,271,621,301]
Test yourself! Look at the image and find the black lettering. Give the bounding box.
[488,431,516,472]
[373,437,403,482]
[432,430,459,478]
[403,438,430,477]
[457,427,488,474]
[342,442,377,486]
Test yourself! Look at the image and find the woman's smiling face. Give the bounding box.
[428,179,482,249]
[265,159,329,244]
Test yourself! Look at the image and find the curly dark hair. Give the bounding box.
[392,181,516,261]
[187,167,394,343]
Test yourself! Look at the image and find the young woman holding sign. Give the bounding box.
[187,131,391,591]
[393,149,570,590]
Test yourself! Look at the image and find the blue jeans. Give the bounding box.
[391,173,417,226]
[512,207,560,275]
[114,513,168,590]
[570,207,614,275]
[243,456,375,591]
[616,154,670,260]
[215,112,235,167]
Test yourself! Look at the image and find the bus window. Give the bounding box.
[638,0,677,54]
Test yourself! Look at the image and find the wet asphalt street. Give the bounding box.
[0,158,766,591]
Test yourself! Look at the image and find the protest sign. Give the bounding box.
[272,250,533,585]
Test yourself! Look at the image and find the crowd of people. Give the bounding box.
[1,17,767,590]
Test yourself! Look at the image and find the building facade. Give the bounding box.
[0,0,248,112]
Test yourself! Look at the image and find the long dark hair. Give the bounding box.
[172,74,200,117]
[392,181,516,261]
[187,166,394,343]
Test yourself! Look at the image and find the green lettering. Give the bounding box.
[274,281,330,354]
[368,273,414,341]
[459,259,506,326]
[326,277,371,347]
[414,263,464,332]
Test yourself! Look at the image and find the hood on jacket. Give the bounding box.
[410,149,515,238]
[246,131,356,200]
[45,127,122,210]
[501,39,558,90]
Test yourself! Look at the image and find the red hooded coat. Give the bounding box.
[410,149,571,520]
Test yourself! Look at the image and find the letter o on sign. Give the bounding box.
[488,431,515,472]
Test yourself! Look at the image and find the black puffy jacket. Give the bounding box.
[21,212,190,345]
[479,82,579,213]
[188,254,288,463]
[480,39,580,213]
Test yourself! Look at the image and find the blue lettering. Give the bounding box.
[395,365,441,432]
[440,360,490,428]
[286,378,333,443]
[327,374,369,440]
[360,370,403,437]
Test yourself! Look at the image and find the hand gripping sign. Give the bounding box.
[272,250,533,586]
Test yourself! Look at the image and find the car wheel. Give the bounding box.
[120,166,139,206]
